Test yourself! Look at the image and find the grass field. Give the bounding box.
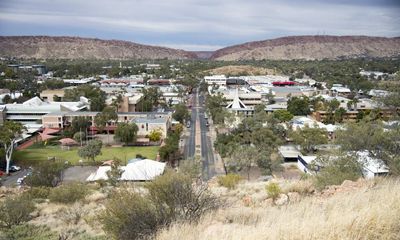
[13,145,160,166]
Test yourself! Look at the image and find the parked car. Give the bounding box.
[9,165,21,172]
[186,121,191,128]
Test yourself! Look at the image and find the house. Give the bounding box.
[132,117,168,138]
[297,152,389,179]
[279,145,301,162]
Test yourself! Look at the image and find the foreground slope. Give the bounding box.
[157,179,400,240]
[0,36,196,60]
[211,35,400,60]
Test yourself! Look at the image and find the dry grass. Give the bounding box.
[157,178,400,240]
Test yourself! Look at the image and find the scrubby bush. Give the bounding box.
[25,161,65,187]
[25,187,51,199]
[284,180,314,195]
[49,182,89,204]
[217,174,242,189]
[146,171,220,223]
[0,196,36,229]
[100,171,220,240]
[266,182,281,201]
[313,154,363,190]
[0,224,58,240]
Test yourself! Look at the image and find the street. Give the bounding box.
[183,89,216,180]
[183,88,197,159]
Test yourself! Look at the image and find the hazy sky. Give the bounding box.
[0,0,399,50]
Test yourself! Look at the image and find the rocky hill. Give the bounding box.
[0,36,196,60]
[211,35,400,60]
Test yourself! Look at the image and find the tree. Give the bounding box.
[64,85,106,111]
[172,103,189,124]
[78,139,102,162]
[0,121,24,174]
[272,110,294,122]
[95,106,118,144]
[290,125,328,153]
[136,87,162,112]
[73,131,86,145]
[71,116,91,134]
[287,97,310,116]
[114,123,138,145]
[159,132,180,165]
[226,145,260,180]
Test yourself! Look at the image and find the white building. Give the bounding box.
[204,75,227,85]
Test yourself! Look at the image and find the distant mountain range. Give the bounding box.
[1,35,399,60]
[0,36,196,60]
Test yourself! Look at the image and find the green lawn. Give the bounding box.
[13,145,160,166]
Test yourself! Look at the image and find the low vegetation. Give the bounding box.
[100,171,220,240]
[217,174,242,190]
[157,178,400,240]
[48,183,89,204]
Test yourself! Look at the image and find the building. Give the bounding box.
[0,96,90,127]
[42,111,172,139]
[132,117,169,138]
[40,89,66,102]
[204,75,227,85]
[297,152,389,179]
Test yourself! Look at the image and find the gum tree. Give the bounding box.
[0,121,24,174]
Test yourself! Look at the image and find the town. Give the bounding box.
[0,0,400,238]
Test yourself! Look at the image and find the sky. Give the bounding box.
[0,0,399,51]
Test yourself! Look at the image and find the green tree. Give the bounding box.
[272,109,294,122]
[78,139,102,162]
[287,97,311,116]
[64,85,106,111]
[114,122,138,145]
[71,116,91,134]
[226,145,260,180]
[95,106,118,144]
[290,125,328,153]
[0,121,24,174]
[136,87,162,112]
[172,103,189,124]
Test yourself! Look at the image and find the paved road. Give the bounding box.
[184,89,197,159]
[1,169,31,187]
[198,94,216,180]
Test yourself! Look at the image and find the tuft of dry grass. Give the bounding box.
[157,178,400,240]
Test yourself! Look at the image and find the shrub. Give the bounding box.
[0,224,58,240]
[100,191,161,240]
[266,182,281,201]
[217,174,242,189]
[25,187,51,199]
[313,154,363,190]
[49,183,89,204]
[25,161,65,187]
[0,196,36,229]
[100,171,220,240]
[284,180,314,195]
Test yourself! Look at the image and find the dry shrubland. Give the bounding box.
[157,178,400,240]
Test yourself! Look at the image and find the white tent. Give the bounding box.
[86,159,166,182]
